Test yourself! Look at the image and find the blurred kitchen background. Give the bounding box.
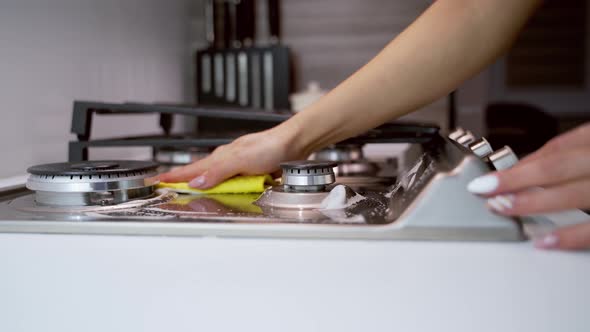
[0,0,588,178]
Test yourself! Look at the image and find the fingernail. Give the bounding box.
[467,174,499,194]
[487,197,505,212]
[487,194,514,212]
[189,175,207,188]
[534,233,559,250]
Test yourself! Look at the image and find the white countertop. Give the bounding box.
[0,227,589,332]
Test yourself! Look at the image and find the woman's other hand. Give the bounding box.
[467,123,590,250]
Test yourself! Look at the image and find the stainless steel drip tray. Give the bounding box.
[0,188,524,241]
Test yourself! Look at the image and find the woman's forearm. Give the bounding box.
[279,0,540,156]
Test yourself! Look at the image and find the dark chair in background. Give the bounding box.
[485,103,559,157]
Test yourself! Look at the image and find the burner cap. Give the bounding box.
[26,160,160,206]
[280,160,336,192]
[27,160,158,176]
[280,160,337,170]
[71,162,120,171]
[313,145,364,162]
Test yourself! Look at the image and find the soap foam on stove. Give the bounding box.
[319,185,366,210]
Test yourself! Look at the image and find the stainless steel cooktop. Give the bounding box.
[0,130,528,241]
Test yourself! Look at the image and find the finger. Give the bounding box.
[188,157,243,189]
[534,222,590,251]
[467,147,590,195]
[485,177,590,216]
[157,156,213,183]
[520,123,590,165]
[157,144,234,183]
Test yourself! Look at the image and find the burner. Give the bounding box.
[312,145,380,177]
[71,162,120,171]
[256,184,357,210]
[153,147,211,169]
[313,145,364,162]
[280,160,337,192]
[26,160,159,206]
[257,160,350,212]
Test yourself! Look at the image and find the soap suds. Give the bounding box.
[319,185,366,210]
[347,193,366,206]
[319,208,366,224]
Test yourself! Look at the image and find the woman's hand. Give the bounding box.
[157,0,542,192]
[157,125,308,189]
[467,123,590,250]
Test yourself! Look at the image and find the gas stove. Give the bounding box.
[0,128,529,241]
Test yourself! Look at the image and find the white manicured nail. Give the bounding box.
[467,175,499,194]
[189,175,206,188]
[487,197,504,212]
[534,234,559,249]
[495,194,514,209]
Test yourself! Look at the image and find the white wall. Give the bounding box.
[0,0,192,177]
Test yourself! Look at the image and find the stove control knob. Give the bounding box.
[455,130,477,147]
[469,138,493,158]
[488,146,519,170]
[280,160,337,192]
[448,128,467,141]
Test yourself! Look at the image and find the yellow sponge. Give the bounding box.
[157,175,275,194]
